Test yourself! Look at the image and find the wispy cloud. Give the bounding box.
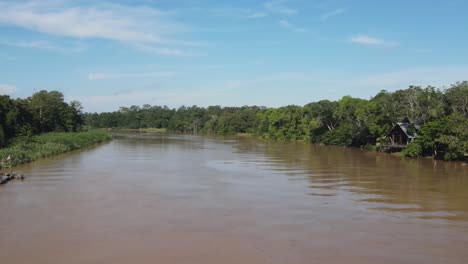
[0,84,17,95]
[350,35,398,47]
[88,71,175,81]
[320,8,346,21]
[77,86,232,112]
[15,40,58,50]
[279,20,307,32]
[0,1,195,55]
[0,39,85,52]
[88,73,111,81]
[351,66,468,90]
[134,44,204,57]
[76,65,468,112]
[179,7,267,20]
[248,12,268,18]
[153,47,187,56]
[0,1,178,44]
[263,1,304,32]
[264,0,298,15]
[350,35,384,45]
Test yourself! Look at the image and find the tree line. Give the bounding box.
[85,82,467,160]
[2,83,464,160]
[0,90,84,146]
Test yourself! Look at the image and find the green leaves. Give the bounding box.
[402,142,422,157]
[29,90,83,133]
[445,81,468,116]
[436,135,466,161]
[414,113,468,160]
[82,81,467,160]
[0,131,111,167]
[0,91,85,147]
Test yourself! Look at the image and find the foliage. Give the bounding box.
[86,105,264,136]
[402,142,422,157]
[84,81,468,160]
[436,135,466,161]
[0,131,111,167]
[0,90,84,147]
[321,124,353,146]
[363,144,377,151]
[444,81,468,116]
[413,113,468,160]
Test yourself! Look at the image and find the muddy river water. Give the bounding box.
[1,133,467,263]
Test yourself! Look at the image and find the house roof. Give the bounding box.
[395,122,418,138]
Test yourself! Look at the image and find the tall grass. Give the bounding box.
[106,128,167,133]
[0,131,112,167]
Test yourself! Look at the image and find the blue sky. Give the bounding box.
[1,0,467,112]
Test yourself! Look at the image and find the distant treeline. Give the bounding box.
[84,81,464,160]
[0,90,84,146]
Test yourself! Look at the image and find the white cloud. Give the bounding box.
[88,73,112,81]
[153,47,184,56]
[201,7,268,19]
[272,67,468,93]
[74,66,468,112]
[133,44,205,57]
[77,86,230,112]
[264,0,297,15]
[248,12,268,18]
[0,84,17,95]
[279,20,307,32]
[88,71,174,81]
[279,20,291,27]
[350,35,384,45]
[350,35,398,47]
[351,66,468,90]
[19,40,57,50]
[0,39,85,52]
[246,67,468,99]
[0,1,187,45]
[320,8,346,21]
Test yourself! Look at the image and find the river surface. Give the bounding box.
[1,133,467,264]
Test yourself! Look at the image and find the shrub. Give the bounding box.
[322,126,352,146]
[0,131,111,167]
[363,144,377,151]
[436,135,466,161]
[402,142,422,157]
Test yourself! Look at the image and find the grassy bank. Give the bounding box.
[0,131,112,167]
[105,128,167,133]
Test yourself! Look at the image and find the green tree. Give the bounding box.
[29,90,69,132]
[415,113,468,160]
[445,81,468,116]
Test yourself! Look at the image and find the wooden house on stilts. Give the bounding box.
[384,121,419,151]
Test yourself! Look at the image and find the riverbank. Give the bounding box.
[0,131,111,167]
[227,133,466,162]
[95,128,467,162]
[105,128,167,133]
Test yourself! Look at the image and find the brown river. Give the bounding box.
[1,133,467,264]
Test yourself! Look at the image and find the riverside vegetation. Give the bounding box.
[85,82,468,161]
[0,90,111,167]
[0,131,111,167]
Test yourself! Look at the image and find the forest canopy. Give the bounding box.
[0,90,84,146]
[1,82,466,161]
[84,81,468,160]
